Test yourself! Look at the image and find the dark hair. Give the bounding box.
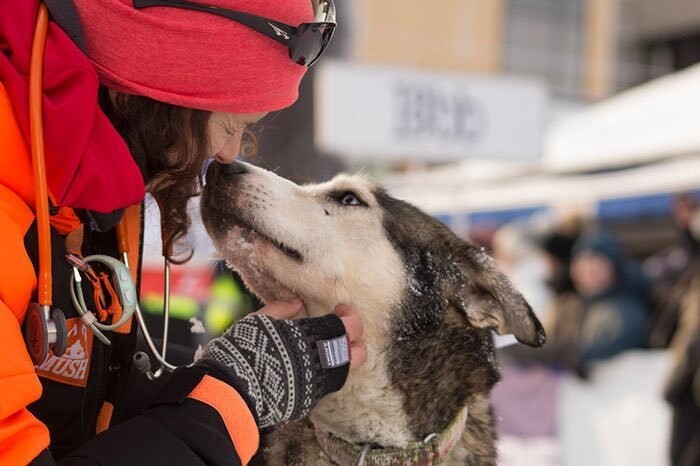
[99,89,260,262]
[99,88,210,263]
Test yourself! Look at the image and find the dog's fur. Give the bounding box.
[201,161,545,466]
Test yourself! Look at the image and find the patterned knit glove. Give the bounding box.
[196,313,350,428]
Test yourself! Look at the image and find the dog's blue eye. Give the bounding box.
[329,190,367,207]
[341,193,361,206]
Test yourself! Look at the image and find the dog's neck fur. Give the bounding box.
[297,219,502,452]
[311,350,417,447]
[387,304,500,439]
[305,294,499,453]
[304,292,418,447]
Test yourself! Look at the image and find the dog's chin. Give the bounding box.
[215,211,304,263]
[215,225,306,306]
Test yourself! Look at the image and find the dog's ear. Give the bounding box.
[450,243,546,347]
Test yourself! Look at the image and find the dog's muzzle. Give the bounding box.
[202,160,248,220]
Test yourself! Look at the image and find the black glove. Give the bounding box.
[196,313,350,427]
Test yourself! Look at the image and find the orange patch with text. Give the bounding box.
[36,317,93,387]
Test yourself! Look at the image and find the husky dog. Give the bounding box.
[201,161,545,466]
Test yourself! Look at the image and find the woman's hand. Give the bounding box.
[198,297,367,427]
[334,304,367,369]
[255,298,367,369]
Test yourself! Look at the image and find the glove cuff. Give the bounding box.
[295,314,350,395]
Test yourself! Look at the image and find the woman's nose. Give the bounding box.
[214,132,243,164]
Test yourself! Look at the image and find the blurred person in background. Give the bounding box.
[673,193,700,259]
[660,200,700,466]
[510,229,650,377]
[540,211,584,298]
[664,282,700,466]
[648,193,700,348]
[565,230,650,370]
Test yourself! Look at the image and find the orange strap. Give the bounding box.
[112,204,142,334]
[93,272,123,323]
[52,207,82,237]
[188,375,260,464]
[116,204,142,285]
[95,401,114,435]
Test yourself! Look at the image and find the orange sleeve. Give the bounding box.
[188,375,260,464]
[0,83,51,464]
[0,204,51,465]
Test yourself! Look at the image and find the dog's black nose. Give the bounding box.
[219,161,248,176]
[206,160,248,183]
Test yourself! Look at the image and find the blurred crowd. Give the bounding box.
[491,194,700,466]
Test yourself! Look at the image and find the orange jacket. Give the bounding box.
[0,81,51,466]
[0,80,259,465]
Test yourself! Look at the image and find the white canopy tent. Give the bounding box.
[381,64,700,218]
[384,155,700,217]
[544,62,700,173]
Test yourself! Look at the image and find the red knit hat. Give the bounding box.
[72,0,313,113]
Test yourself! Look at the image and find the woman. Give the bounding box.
[0,1,366,464]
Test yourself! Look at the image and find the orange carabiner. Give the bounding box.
[94,272,123,323]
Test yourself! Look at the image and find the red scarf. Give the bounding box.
[0,0,145,213]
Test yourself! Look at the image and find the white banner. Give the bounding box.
[314,61,548,162]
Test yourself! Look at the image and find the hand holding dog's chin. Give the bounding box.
[335,303,367,369]
[255,298,368,369]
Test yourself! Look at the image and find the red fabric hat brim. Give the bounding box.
[73,0,313,113]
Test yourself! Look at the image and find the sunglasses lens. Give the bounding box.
[291,23,335,66]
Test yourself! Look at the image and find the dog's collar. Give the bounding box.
[313,406,468,466]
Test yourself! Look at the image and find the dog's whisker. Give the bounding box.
[354,165,369,177]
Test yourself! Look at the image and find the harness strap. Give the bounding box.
[114,204,142,334]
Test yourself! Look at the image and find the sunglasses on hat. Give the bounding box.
[133,0,336,67]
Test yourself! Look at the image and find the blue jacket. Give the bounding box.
[573,231,650,363]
